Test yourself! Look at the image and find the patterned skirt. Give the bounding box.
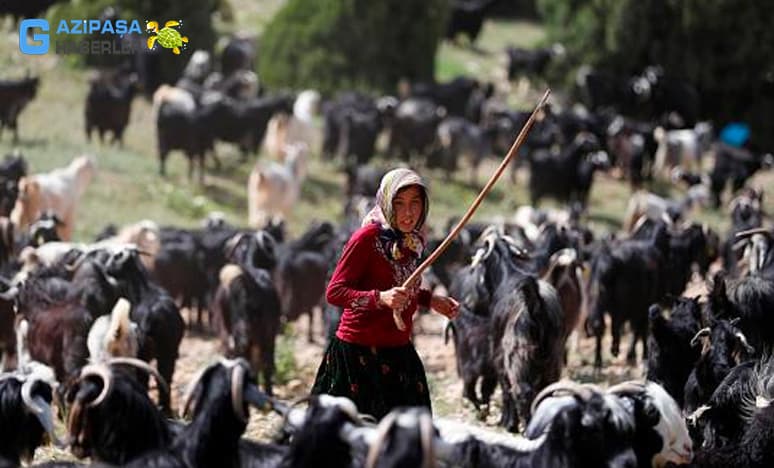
[311,337,432,420]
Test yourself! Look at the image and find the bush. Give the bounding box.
[537,0,774,149]
[258,0,449,95]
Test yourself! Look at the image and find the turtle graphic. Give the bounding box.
[146,20,188,55]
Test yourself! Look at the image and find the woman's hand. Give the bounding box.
[379,287,409,310]
[430,295,459,319]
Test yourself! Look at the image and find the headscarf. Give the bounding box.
[362,168,429,261]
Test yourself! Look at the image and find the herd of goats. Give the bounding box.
[1,13,774,467]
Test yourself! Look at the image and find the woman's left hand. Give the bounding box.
[430,295,459,319]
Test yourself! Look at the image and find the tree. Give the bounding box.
[258,0,449,95]
[538,0,774,148]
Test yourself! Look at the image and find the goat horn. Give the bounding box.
[686,404,711,426]
[180,365,210,419]
[79,364,113,408]
[64,249,97,273]
[607,381,647,396]
[244,383,282,413]
[0,285,18,301]
[531,380,597,415]
[20,377,44,414]
[106,357,169,407]
[419,411,435,468]
[231,364,248,423]
[690,327,711,347]
[735,228,772,240]
[630,214,649,235]
[224,233,248,261]
[21,378,62,447]
[365,411,399,468]
[734,331,755,355]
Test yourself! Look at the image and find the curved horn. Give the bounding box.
[106,357,169,406]
[21,377,45,414]
[734,331,755,355]
[531,380,597,415]
[0,285,18,302]
[21,378,62,447]
[180,365,210,419]
[78,364,113,408]
[735,228,773,240]
[470,234,496,267]
[419,412,435,468]
[607,381,647,396]
[365,411,398,468]
[690,327,711,347]
[64,248,98,273]
[224,233,248,261]
[231,363,247,423]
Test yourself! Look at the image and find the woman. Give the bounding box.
[312,168,459,419]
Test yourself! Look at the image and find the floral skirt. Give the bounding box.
[311,337,431,420]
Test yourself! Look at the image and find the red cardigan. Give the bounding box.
[327,223,432,347]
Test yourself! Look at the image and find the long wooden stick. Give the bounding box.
[401,89,551,288]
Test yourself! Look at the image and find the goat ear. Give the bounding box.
[709,271,728,301]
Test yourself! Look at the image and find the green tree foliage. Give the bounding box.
[47,0,218,86]
[538,0,774,148]
[258,0,449,95]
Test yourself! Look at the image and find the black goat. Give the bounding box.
[387,98,446,162]
[443,382,640,467]
[85,70,139,145]
[445,0,497,44]
[689,357,774,467]
[64,358,171,465]
[275,222,335,343]
[587,221,671,368]
[103,248,184,414]
[150,231,209,330]
[709,143,773,208]
[647,299,702,407]
[446,262,496,412]
[527,132,609,208]
[472,231,566,432]
[706,270,774,357]
[0,76,39,143]
[213,232,282,395]
[683,316,755,414]
[0,370,58,466]
[124,359,279,468]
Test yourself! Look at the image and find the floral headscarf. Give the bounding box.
[362,168,429,261]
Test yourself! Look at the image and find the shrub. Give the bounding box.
[258,0,449,95]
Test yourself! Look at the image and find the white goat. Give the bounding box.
[87,297,139,363]
[653,122,713,176]
[264,90,321,160]
[623,185,709,232]
[247,142,308,228]
[10,156,96,241]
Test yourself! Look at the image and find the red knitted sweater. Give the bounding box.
[326,223,432,347]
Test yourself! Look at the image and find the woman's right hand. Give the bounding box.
[378,287,408,310]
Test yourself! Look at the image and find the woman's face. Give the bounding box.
[392,185,424,233]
